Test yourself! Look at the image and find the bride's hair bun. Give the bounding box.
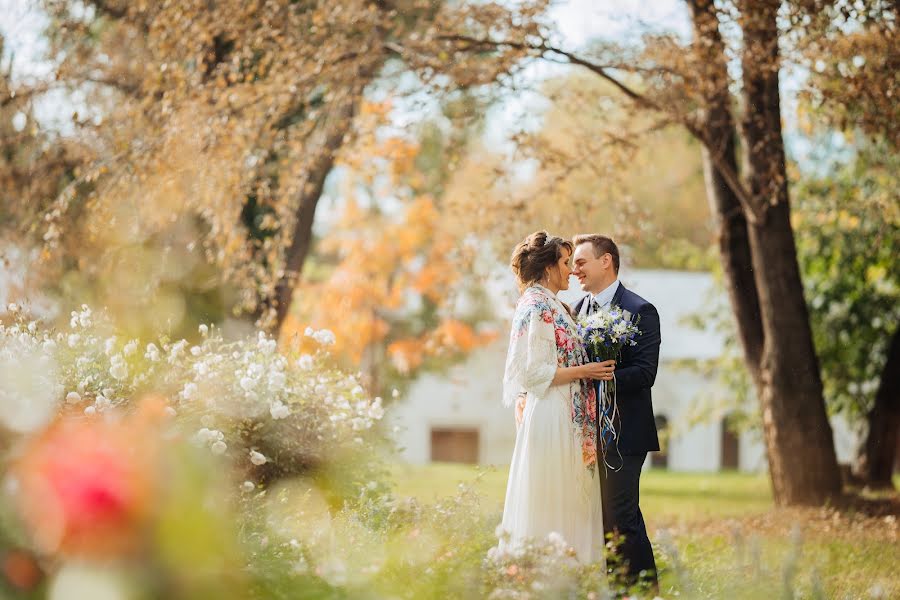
[510,230,572,289]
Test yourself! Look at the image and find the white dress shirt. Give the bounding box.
[581,279,620,316]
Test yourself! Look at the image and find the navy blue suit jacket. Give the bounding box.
[574,284,661,455]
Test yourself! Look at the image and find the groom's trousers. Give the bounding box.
[600,453,658,587]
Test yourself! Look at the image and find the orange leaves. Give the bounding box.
[387,320,497,375]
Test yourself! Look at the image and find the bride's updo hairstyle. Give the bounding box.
[510,231,573,291]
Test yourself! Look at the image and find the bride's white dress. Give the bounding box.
[498,285,605,564]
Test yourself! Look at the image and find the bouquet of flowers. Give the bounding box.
[577,305,641,470]
[577,306,641,362]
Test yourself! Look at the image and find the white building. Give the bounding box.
[389,270,859,472]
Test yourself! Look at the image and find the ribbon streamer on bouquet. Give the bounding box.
[598,378,623,473]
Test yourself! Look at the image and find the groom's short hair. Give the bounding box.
[573,234,620,273]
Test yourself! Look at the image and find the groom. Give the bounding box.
[571,234,660,589]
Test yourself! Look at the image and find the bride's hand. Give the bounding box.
[582,360,615,381]
[515,393,527,426]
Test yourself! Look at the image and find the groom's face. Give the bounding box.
[572,243,608,293]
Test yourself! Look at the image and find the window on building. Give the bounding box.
[651,414,669,468]
[721,414,740,470]
[430,427,479,464]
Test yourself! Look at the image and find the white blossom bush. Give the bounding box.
[0,304,387,488]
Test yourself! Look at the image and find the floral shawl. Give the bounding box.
[502,285,598,472]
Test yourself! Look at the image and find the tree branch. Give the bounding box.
[434,33,763,223]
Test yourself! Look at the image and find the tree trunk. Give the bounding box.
[267,88,363,334]
[687,0,763,383]
[854,326,900,488]
[739,0,841,504]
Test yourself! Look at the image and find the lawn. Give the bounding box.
[391,463,900,598]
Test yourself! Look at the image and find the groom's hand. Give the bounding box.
[515,393,527,426]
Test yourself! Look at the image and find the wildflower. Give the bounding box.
[123,340,137,356]
[241,481,255,493]
[66,392,82,405]
[297,354,314,370]
[249,450,267,466]
[11,412,160,558]
[181,383,197,400]
[210,441,227,455]
[109,362,128,381]
[144,344,160,362]
[198,324,209,336]
[269,401,290,420]
[267,371,286,391]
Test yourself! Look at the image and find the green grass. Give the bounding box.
[391,463,773,520]
[391,463,900,599]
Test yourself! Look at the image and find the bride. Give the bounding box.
[497,231,615,564]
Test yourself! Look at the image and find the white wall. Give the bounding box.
[390,338,516,466]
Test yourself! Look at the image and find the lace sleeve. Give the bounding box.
[502,297,558,407]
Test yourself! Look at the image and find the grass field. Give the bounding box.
[391,463,900,598]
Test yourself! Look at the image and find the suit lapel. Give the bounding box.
[612,282,626,308]
[573,294,590,317]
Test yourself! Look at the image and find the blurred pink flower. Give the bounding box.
[13,398,166,559]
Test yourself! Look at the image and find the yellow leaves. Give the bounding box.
[866,264,887,285]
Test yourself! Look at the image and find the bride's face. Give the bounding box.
[545,247,572,291]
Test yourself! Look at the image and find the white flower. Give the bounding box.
[297,354,314,370]
[211,440,227,455]
[268,371,286,391]
[181,382,198,400]
[6,303,19,313]
[145,343,161,361]
[123,340,138,356]
[368,398,384,420]
[269,401,290,420]
[109,362,128,381]
[239,377,255,392]
[312,329,336,346]
[241,481,255,493]
[351,385,364,397]
[249,450,267,466]
[547,531,568,552]
[190,346,202,356]
[104,337,117,355]
[199,324,209,336]
[163,406,177,417]
[84,406,96,416]
[66,391,82,404]
[67,334,81,348]
[304,327,314,337]
[194,362,209,376]
[391,388,400,399]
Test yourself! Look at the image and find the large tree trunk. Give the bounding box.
[687,0,763,383]
[738,0,841,504]
[267,86,366,334]
[854,327,900,488]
